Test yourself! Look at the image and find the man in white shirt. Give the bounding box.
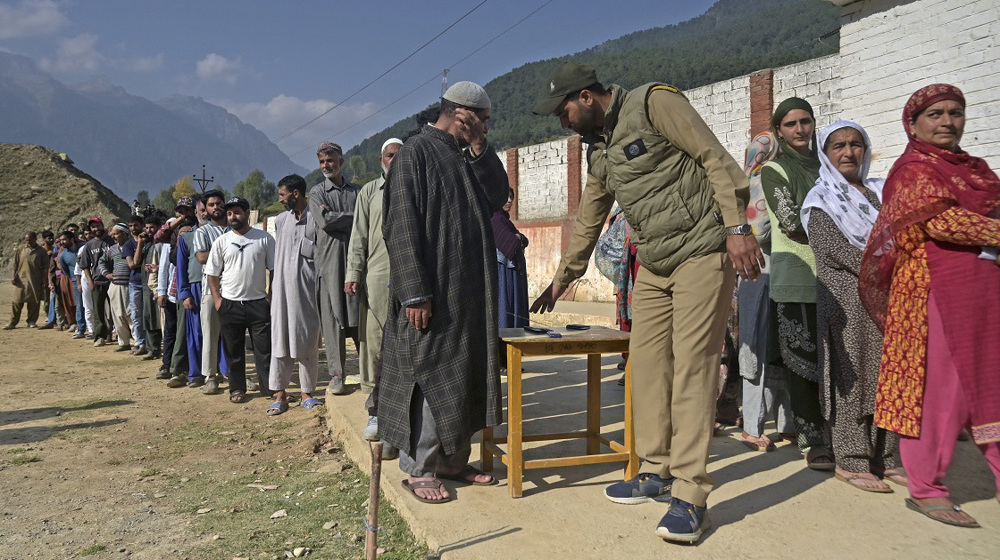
[205,197,276,404]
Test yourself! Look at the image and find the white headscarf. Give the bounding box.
[801,120,885,250]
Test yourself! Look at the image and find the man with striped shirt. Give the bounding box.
[194,190,230,394]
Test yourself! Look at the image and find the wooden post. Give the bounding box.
[365,441,383,560]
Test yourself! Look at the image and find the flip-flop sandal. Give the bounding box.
[835,472,893,493]
[229,391,246,404]
[438,465,498,486]
[266,401,288,416]
[806,447,836,471]
[301,398,323,410]
[401,479,451,504]
[904,498,980,528]
[883,470,908,487]
[740,432,775,452]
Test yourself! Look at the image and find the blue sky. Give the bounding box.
[0,0,717,168]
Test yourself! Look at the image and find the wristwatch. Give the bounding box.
[725,224,753,236]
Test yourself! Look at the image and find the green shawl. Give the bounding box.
[770,97,820,202]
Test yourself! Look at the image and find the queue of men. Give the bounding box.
[5,71,758,545]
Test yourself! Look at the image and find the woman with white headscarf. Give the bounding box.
[802,120,903,492]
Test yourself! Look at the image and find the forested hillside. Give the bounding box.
[340,0,838,183]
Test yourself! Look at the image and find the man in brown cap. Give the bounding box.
[531,62,763,543]
[5,232,47,329]
[307,142,361,395]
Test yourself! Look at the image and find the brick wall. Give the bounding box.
[839,0,1000,175]
[772,53,843,131]
[506,0,1000,302]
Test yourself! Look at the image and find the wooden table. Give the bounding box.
[481,326,639,498]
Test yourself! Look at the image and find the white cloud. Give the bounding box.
[39,33,102,72]
[38,34,163,75]
[127,53,164,72]
[0,0,69,40]
[196,53,243,85]
[221,94,379,166]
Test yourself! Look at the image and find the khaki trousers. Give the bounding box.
[108,283,133,347]
[200,289,224,375]
[630,251,736,507]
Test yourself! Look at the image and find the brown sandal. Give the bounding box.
[806,447,835,471]
[741,431,776,452]
[835,471,893,493]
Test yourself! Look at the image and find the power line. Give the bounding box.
[285,0,556,159]
[271,0,488,144]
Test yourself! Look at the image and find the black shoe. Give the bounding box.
[655,497,710,544]
[114,344,132,352]
[156,366,171,380]
[604,473,673,505]
[186,377,205,388]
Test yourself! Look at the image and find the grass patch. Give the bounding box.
[130,422,428,559]
[173,459,427,559]
[79,544,106,556]
[106,457,124,466]
[7,447,29,454]
[138,468,161,478]
[9,455,41,466]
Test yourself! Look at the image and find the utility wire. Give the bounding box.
[286,0,556,159]
[272,0,489,144]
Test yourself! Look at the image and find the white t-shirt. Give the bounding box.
[205,228,275,301]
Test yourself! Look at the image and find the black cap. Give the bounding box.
[532,62,600,116]
[223,197,250,211]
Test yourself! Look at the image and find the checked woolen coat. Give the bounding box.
[378,124,510,456]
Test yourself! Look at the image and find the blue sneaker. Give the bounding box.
[655,497,709,543]
[603,473,673,504]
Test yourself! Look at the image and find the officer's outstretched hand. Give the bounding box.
[530,282,567,314]
[726,235,764,282]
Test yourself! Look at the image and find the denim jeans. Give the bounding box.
[128,284,147,349]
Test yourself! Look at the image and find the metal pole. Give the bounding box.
[192,164,215,194]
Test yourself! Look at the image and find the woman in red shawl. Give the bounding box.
[860,84,1000,528]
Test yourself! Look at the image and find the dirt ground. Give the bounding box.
[0,284,425,560]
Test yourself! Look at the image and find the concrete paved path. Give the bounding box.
[327,305,1000,559]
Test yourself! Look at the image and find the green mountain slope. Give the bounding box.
[340,0,839,183]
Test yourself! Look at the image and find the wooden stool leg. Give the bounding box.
[481,427,493,472]
[507,344,523,498]
[623,355,639,479]
[586,353,601,455]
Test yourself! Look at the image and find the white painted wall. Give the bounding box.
[839,0,1000,175]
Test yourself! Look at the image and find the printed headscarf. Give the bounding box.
[860,84,1000,327]
[801,121,885,249]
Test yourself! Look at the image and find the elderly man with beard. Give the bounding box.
[194,190,230,394]
[206,197,276,404]
[346,137,402,453]
[98,223,136,352]
[380,82,508,503]
[266,175,322,415]
[5,232,47,330]
[308,142,360,395]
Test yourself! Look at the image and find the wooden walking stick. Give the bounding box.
[365,441,384,560]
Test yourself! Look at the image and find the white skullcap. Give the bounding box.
[442,81,491,110]
[381,138,403,153]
